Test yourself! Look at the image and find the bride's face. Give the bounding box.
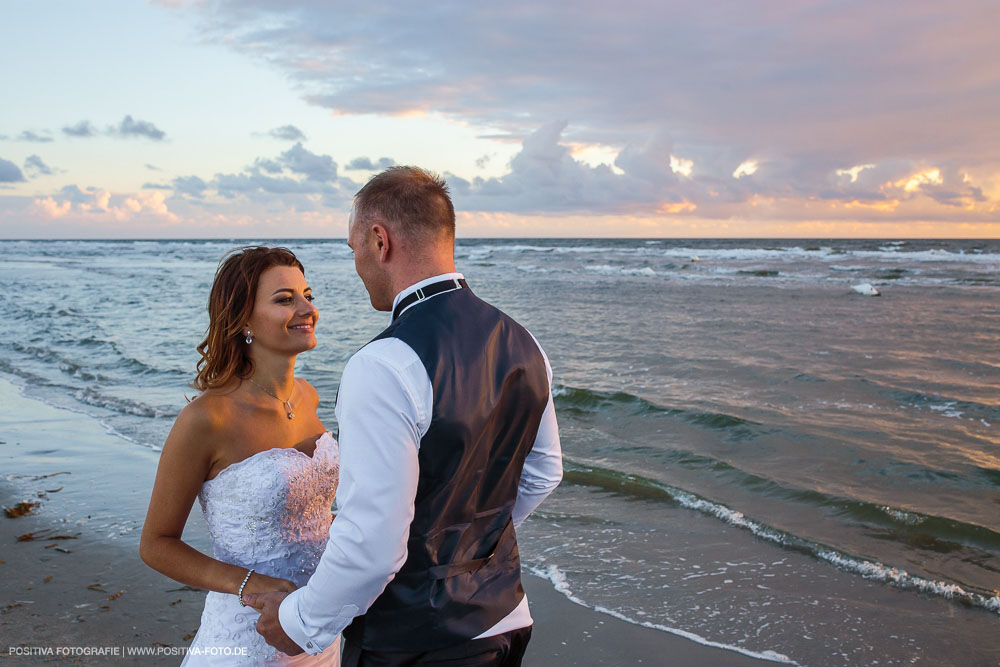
[246,265,318,355]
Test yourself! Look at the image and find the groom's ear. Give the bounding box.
[372,223,391,262]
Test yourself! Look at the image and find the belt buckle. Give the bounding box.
[415,287,426,301]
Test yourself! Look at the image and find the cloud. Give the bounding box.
[17,130,53,143]
[733,160,759,179]
[172,175,208,197]
[0,158,27,183]
[111,120,997,225]
[346,156,395,171]
[23,155,54,177]
[57,185,99,204]
[267,125,307,141]
[188,0,1000,221]
[31,188,178,223]
[110,115,166,141]
[34,197,72,218]
[168,143,358,207]
[449,121,640,214]
[62,120,97,137]
[278,142,337,181]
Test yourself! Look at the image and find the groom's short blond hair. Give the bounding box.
[353,166,455,240]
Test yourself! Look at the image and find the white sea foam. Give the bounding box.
[929,402,964,419]
[851,283,881,296]
[585,264,657,277]
[816,551,1000,613]
[526,563,797,664]
[879,506,925,525]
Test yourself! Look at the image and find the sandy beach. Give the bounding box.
[0,378,765,665]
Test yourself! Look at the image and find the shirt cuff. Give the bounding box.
[278,588,338,656]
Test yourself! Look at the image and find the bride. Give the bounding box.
[141,246,340,665]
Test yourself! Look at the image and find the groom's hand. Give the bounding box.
[242,591,305,656]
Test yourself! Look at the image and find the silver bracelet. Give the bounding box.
[238,568,255,607]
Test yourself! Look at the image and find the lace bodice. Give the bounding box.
[183,432,340,666]
[198,431,339,585]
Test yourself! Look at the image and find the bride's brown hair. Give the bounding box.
[194,246,305,391]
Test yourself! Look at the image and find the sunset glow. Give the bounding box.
[1,1,997,238]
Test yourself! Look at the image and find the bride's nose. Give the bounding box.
[297,297,318,318]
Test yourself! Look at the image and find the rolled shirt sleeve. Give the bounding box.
[278,340,430,654]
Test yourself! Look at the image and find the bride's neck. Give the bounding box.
[250,354,297,396]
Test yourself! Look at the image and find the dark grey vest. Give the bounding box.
[346,285,549,652]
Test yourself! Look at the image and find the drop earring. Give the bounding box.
[245,329,253,344]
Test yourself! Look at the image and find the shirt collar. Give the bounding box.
[390,272,466,322]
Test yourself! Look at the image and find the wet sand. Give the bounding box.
[1,378,765,665]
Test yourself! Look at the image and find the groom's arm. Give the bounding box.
[512,341,563,528]
[277,340,430,655]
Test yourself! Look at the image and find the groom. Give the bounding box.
[246,166,563,665]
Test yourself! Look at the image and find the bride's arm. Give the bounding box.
[139,400,295,596]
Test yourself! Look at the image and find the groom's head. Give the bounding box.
[348,166,457,311]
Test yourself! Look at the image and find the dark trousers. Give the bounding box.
[342,626,532,667]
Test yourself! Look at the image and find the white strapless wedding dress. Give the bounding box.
[182,432,341,666]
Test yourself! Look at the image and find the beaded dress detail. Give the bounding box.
[182,432,340,666]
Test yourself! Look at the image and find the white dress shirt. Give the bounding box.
[278,273,564,655]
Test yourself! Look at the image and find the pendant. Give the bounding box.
[283,400,295,420]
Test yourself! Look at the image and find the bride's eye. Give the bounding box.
[305,294,315,302]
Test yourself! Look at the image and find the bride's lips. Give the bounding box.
[289,323,315,332]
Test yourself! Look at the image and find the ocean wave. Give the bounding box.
[648,245,1000,265]
[74,387,176,419]
[553,384,762,437]
[567,454,1000,550]
[584,264,657,277]
[524,563,797,664]
[815,551,1000,612]
[868,382,1000,423]
[736,269,781,277]
[561,459,1000,614]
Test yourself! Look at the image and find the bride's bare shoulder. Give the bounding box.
[295,377,320,406]
[174,386,242,436]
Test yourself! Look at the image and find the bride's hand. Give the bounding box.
[243,572,297,595]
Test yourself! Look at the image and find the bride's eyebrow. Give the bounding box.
[270,286,312,296]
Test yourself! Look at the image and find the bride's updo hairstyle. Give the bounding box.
[194,246,305,391]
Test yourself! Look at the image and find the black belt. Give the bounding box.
[392,278,468,320]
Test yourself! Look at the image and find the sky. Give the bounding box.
[1,0,999,238]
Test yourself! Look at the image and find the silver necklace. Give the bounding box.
[247,377,295,420]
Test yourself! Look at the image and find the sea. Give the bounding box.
[0,238,997,665]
